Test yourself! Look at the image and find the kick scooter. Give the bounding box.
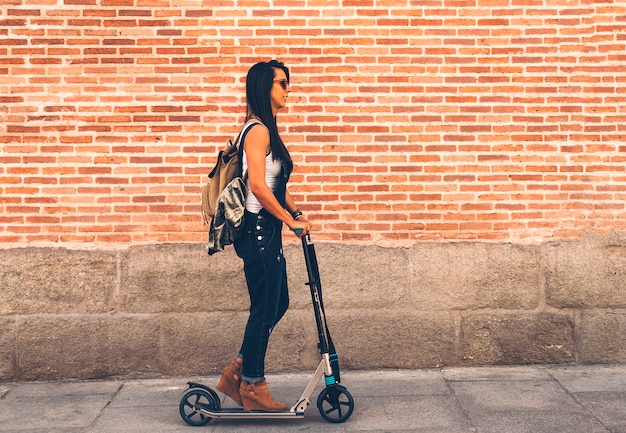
[179,234,355,425]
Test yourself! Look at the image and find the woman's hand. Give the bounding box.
[288,217,312,238]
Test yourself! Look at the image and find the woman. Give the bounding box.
[216,60,312,412]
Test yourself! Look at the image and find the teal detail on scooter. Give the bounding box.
[325,375,336,386]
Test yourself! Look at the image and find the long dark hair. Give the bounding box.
[245,60,293,176]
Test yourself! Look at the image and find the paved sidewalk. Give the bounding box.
[1,365,625,433]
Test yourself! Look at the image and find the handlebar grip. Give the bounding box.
[294,228,303,235]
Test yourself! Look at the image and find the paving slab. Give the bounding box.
[0,381,121,432]
[449,380,584,412]
[573,392,626,432]
[347,369,451,396]
[443,365,552,382]
[547,364,626,393]
[543,365,626,433]
[468,410,609,433]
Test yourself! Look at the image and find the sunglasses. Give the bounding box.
[273,79,289,90]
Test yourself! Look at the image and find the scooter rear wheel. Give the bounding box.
[317,385,354,423]
[179,388,218,426]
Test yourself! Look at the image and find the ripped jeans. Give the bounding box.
[234,210,289,383]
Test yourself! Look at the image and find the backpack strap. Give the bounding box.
[236,120,262,179]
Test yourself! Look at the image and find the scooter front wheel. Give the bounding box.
[179,388,218,426]
[317,385,354,423]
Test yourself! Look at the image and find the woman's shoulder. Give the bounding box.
[244,119,268,137]
[243,121,270,154]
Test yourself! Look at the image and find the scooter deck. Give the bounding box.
[195,406,305,420]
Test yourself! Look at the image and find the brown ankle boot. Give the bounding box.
[216,359,243,406]
[239,380,288,412]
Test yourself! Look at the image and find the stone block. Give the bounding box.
[459,313,576,365]
[0,318,16,381]
[118,244,248,314]
[410,243,542,310]
[545,235,626,309]
[0,248,117,315]
[330,310,457,369]
[159,312,247,376]
[285,242,412,311]
[579,312,626,364]
[16,315,160,381]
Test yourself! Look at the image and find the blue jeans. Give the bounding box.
[234,210,289,383]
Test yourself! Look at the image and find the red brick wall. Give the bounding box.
[1,0,625,246]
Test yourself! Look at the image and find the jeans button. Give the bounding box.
[257,235,263,241]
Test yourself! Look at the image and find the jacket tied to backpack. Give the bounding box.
[204,120,259,255]
[207,176,247,255]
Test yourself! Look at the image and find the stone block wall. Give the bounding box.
[1,231,625,381]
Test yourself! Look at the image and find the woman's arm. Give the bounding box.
[285,189,299,216]
[285,188,313,232]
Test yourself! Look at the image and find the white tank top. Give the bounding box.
[242,147,282,214]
